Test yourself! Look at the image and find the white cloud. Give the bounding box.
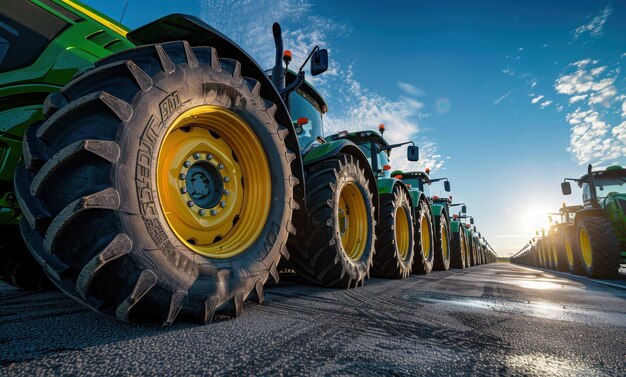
[397,82,425,96]
[565,108,626,163]
[540,100,552,108]
[571,6,612,40]
[569,94,588,104]
[531,95,544,104]
[200,0,446,171]
[494,90,512,105]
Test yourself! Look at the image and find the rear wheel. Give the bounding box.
[372,185,414,279]
[577,217,620,279]
[412,199,434,274]
[450,226,466,269]
[14,42,296,324]
[433,214,451,270]
[288,154,375,288]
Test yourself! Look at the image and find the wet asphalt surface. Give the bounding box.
[1,263,625,376]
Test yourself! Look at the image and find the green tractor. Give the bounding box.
[0,0,394,324]
[560,164,626,279]
[325,125,420,278]
[391,168,453,272]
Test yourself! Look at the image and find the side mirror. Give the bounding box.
[444,181,451,192]
[407,145,419,161]
[470,218,474,224]
[561,181,572,195]
[462,205,467,214]
[311,49,328,76]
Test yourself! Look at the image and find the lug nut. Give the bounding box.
[183,161,191,168]
[224,176,230,182]
[223,190,230,196]
[218,163,225,169]
[180,187,188,194]
[179,173,186,180]
[187,200,195,207]
[210,209,218,216]
[193,153,200,160]
[199,209,206,216]
[206,154,213,160]
[220,201,226,207]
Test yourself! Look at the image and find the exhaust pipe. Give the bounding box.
[271,22,285,94]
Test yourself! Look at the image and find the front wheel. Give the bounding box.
[563,226,584,275]
[288,154,375,288]
[372,185,415,279]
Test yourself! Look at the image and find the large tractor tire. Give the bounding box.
[553,234,569,272]
[412,199,434,274]
[433,214,451,271]
[372,185,414,279]
[576,217,620,279]
[288,154,375,288]
[536,239,545,268]
[563,226,585,275]
[14,41,297,324]
[0,226,49,290]
[449,227,466,269]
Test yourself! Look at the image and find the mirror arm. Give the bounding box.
[380,141,415,152]
[298,45,319,73]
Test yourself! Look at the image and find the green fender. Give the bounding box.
[431,203,444,218]
[377,177,398,195]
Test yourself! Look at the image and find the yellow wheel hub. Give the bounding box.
[157,106,271,258]
[579,228,592,268]
[442,224,449,259]
[421,215,431,259]
[338,181,368,260]
[565,238,574,266]
[395,206,410,260]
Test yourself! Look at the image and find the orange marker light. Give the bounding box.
[383,164,392,171]
[283,50,292,63]
[453,214,458,219]
[425,168,430,174]
[379,124,385,132]
[297,117,308,126]
[433,195,439,200]
[394,175,403,179]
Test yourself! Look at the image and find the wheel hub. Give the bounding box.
[185,160,224,209]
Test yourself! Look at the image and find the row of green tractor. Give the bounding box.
[0,0,495,324]
[511,165,626,279]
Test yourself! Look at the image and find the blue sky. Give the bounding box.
[86,0,626,256]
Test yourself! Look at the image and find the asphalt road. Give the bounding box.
[1,263,625,376]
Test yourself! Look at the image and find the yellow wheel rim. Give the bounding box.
[565,238,574,266]
[421,215,431,259]
[338,181,368,260]
[156,105,271,258]
[442,224,449,260]
[579,228,592,268]
[395,206,410,260]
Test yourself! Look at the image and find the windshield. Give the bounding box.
[357,143,389,176]
[594,177,626,200]
[290,89,323,149]
[560,212,575,224]
[402,177,430,196]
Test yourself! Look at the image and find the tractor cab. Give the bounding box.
[562,165,626,209]
[327,125,418,177]
[285,71,328,151]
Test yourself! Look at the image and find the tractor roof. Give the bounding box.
[327,130,389,146]
[390,170,430,183]
[285,70,328,114]
[578,165,625,186]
